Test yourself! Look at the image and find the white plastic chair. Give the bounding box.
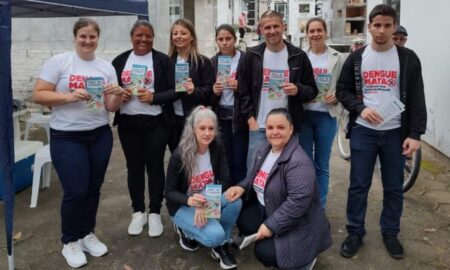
[30,145,52,208]
[24,113,51,143]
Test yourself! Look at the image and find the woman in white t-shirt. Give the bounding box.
[165,106,242,270]
[300,17,345,209]
[226,108,332,269]
[111,20,174,239]
[210,24,248,186]
[33,18,123,268]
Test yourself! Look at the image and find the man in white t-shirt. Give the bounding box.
[239,10,318,171]
[337,4,427,260]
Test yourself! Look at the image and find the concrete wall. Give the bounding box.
[148,1,171,54]
[194,0,216,56]
[11,16,137,103]
[364,0,450,156]
[400,0,450,157]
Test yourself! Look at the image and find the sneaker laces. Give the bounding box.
[84,234,101,246]
[66,242,82,254]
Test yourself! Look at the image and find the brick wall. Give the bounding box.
[11,16,137,107]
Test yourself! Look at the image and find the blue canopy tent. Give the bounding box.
[0,1,148,268]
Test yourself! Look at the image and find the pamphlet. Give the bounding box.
[239,233,257,250]
[264,69,289,100]
[85,77,104,111]
[175,63,189,92]
[376,96,405,127]
[130,64,147,95]
[204,184,222,219]
[315,74,332,103]
[217,56,232,85]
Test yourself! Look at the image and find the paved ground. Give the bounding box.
[1,122,449,270]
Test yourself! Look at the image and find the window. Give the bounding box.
[169,0,182,24]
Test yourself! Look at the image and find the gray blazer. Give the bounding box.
[239,137,332,269]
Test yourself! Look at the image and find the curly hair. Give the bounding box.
[178,106,219,180]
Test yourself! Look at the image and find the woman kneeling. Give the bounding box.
[165,106,242,270]
[227,108,332,269]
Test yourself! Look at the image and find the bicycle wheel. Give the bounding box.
[337,110,351,160]
[403,148,421,192]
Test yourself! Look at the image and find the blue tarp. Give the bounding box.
[12,0,149,17]
[0,0,15,268]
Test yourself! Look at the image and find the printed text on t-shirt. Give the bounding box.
[189,170,214,194]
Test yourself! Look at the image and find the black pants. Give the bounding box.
[237,201,278,268]
[167,115,185,153]
[239,27,245,39]
[118,114,168,213]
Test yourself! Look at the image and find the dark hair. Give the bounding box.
[369,4,397,24]
[306,17,327,33]
[260,10,284,22]
[215,24,237,40]
[266,108,293,125]
[130,20,154,37]
[73,18,100,37]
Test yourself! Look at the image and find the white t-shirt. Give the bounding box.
[219,51,241,106]
[257,46,289,128]
[187,150,215,195]
[305,50,329,112]
[356,45,401,130]
[253,150,280,206]
[173,57,186,116]
[39,51,117,131]
[120,51,162,116]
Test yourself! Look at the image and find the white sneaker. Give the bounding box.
[80,233,108,257]
[148,213,163,237]
[128,212,147,235]
[62,241,87,268]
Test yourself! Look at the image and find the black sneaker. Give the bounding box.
[174,225,199,251]
[211,243,237,269]
[340,234,363,258]
[383,234,404,259]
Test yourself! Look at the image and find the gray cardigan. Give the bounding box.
[239,137,332,269]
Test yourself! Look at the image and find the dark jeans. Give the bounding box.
[218,119,248,185]
[118,114,168,213]
[167,115,185,153]
[346,124,405,236]
[237,202,278,268]
[239,27,245,39]
[50,125,112,244]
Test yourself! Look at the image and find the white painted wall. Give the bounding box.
[365,0,450,156]
[400,0,450,156]
[217,0,229,26]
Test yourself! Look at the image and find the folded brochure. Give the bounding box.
[85,77,104,111]
[204,184,221,219]
[239,233,257,250]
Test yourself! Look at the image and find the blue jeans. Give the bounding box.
[50,125,113,244]
[219,119,248,185]
[299,110,337,208]
[172,194,242,248]
[346,124,405,236]
[246,129,267,174]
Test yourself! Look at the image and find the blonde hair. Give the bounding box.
[168,19,203,67]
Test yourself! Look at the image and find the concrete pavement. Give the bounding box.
[1,124,449,270]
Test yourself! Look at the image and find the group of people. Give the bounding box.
[32,3,426,270]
